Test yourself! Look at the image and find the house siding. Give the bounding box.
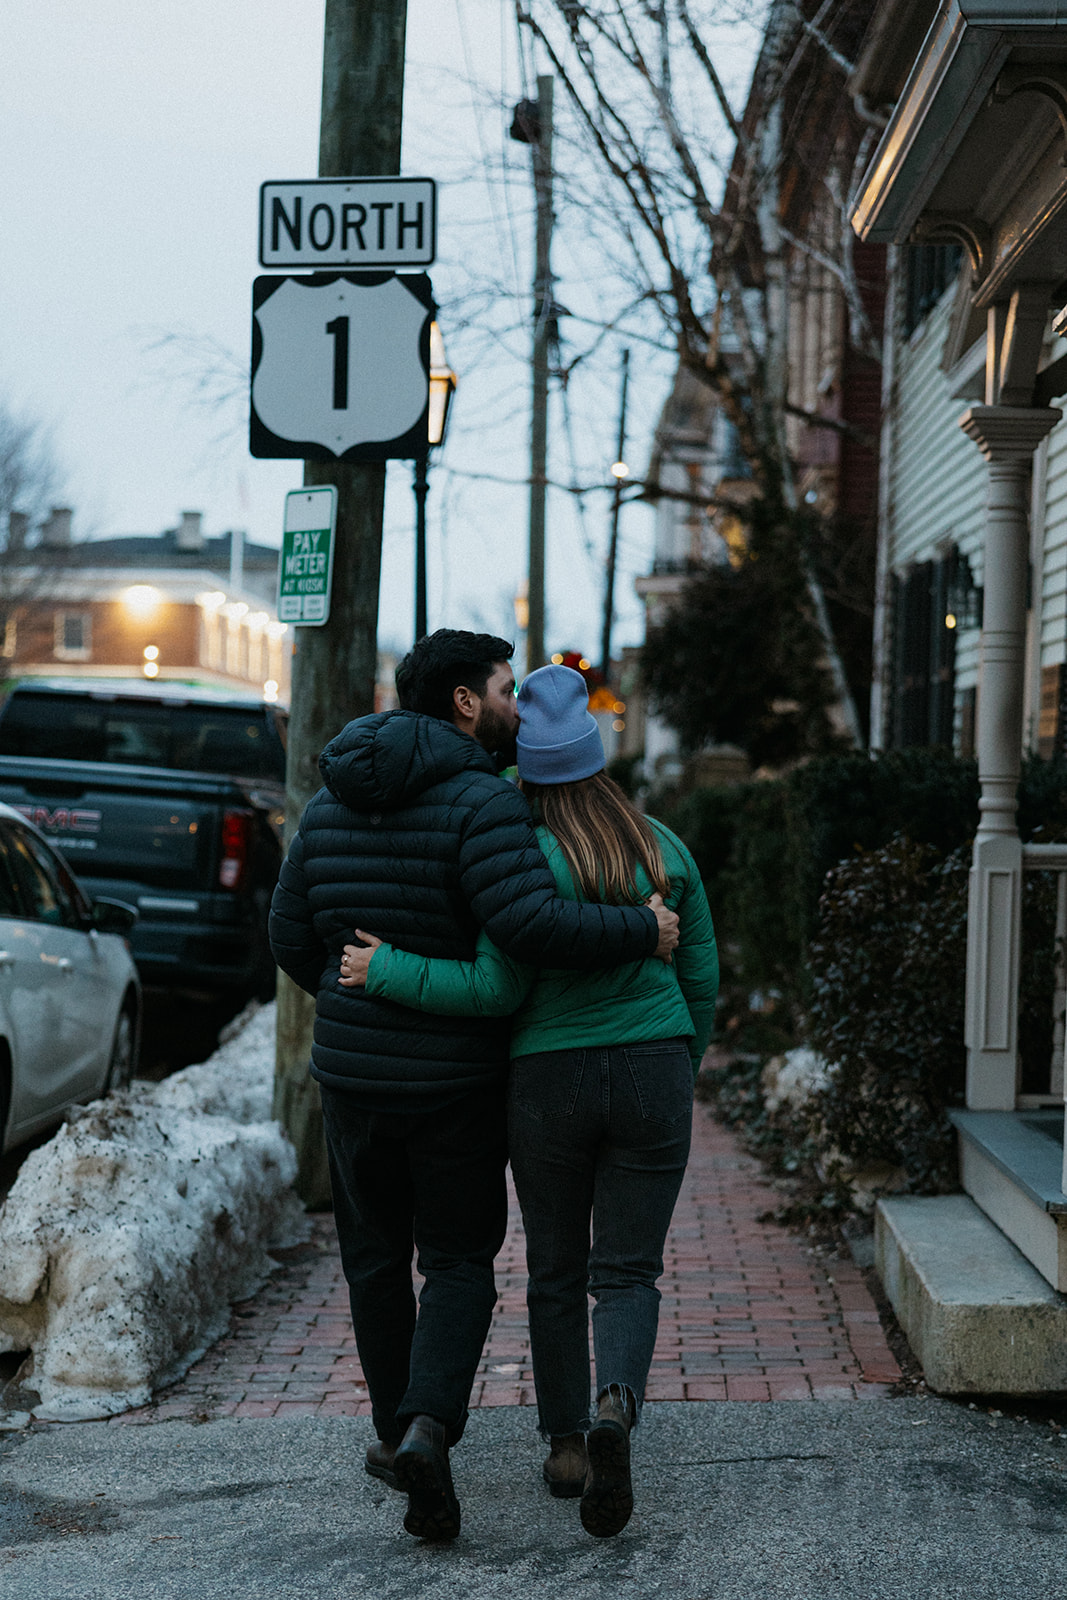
[1039,414,1067,672]
[886,289,987,735]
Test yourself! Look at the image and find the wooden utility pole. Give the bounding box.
[600,347,630,680]
[527,74,554,675]
[273,0,409,1206]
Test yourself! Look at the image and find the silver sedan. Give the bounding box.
[0,802,141,1154]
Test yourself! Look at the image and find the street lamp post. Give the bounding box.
[601,348,631,679]
[412,320,457,642]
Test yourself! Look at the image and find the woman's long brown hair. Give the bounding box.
[521,771,669,905]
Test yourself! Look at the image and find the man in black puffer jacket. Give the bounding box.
[269,631,678,1541]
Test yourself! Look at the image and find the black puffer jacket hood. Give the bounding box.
[319,710,495,814]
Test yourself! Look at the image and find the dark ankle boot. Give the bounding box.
[392,1414,461,1541]
[364,1438,401,1490]
[581,1386,635,1537]
[542,1432,587,1498]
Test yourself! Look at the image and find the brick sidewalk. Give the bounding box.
[113,1102,901,1425]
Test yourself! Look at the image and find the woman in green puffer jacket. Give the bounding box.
[339,665,718,1539]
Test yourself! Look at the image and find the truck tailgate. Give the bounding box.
[0,757,251,889]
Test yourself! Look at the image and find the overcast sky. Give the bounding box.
[0,1,757,659]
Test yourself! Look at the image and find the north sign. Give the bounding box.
[259,178,436,270]
[250,272,433,462]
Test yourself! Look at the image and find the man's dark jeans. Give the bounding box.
[319,1081,508,1448]
[507,1038,693,1438]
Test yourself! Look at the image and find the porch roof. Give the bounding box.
[851,1,1067,306]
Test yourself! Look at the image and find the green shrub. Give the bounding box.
[668,749,1067,1200]
[805,832,1062,1190]
[660,746,981,1007]
[806,838,968,1192]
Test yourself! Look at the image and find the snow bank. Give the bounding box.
[761,1046,832,1116]
[0,1002,307,1421]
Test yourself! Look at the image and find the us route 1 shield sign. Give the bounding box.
[250,272,433,462]
[279,487,337,625]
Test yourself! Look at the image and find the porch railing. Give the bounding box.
[1021,842,1067,1105]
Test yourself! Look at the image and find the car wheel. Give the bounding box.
[106,1008,136,1092]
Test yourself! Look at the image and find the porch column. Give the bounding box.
[959,405,1060,1108]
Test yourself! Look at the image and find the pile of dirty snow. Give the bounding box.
[760,1046,832,1115]
[0,1002,307,1421]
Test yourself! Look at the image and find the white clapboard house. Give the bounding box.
[850,0,1067,1390]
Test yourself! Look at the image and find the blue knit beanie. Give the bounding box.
[516,665,605,783]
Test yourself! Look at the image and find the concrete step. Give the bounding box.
[950,1108,1067,1289]
[876,1193,1067,1394]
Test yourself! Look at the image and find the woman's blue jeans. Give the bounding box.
[507,1037,693,1438]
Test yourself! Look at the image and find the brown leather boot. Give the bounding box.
[581,1386,635,1537]
[542,1432,587,1498]
[392,1414,461,1541]
[364,1439,400,1490]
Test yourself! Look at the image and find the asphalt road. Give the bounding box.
[1,1398,1064,1599]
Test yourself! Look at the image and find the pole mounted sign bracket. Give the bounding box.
[259,178,436,270]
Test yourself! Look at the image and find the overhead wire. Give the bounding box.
[453,0,524,310]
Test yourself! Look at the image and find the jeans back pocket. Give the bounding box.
[509,1049,586,1120]
[622,1039,693,1125]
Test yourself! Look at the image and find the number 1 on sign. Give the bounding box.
[326,316,349,409]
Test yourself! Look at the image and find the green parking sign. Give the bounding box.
[279,487,337,625]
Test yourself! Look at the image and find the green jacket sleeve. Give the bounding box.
[365,927,533,1018]
[663,837,719,1073]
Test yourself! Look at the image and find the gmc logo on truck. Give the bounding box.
[16,807,102,834]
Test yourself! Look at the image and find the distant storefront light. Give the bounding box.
[123,584,162,620]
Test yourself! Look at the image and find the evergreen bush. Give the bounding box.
[670,749,1067,1199]
[660,746,981,1003]
[806,838,968,1192]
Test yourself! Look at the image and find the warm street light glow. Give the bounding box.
[613,700,626,713]
[578,657,591,671]
[143,644,159,661]
[551,653,564,664]
[945,612,957,629]
[613,719,625,732]
[263,679,279,703]
[123,584,161,620]
[197,590,227,612]
[143,661,159,678]
[611,460,629,479]
[248,611,270,632]
[428,321,458,448]
[222,601,249,620]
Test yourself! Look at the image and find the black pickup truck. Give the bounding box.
[0,678,287,996]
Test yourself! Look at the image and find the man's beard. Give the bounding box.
[475,704,518,767]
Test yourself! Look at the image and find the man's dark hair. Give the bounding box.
[396,629,515,722]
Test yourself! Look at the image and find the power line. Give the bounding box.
[453,0,524,306]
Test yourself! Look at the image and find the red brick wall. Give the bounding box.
[13,600,201,672]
